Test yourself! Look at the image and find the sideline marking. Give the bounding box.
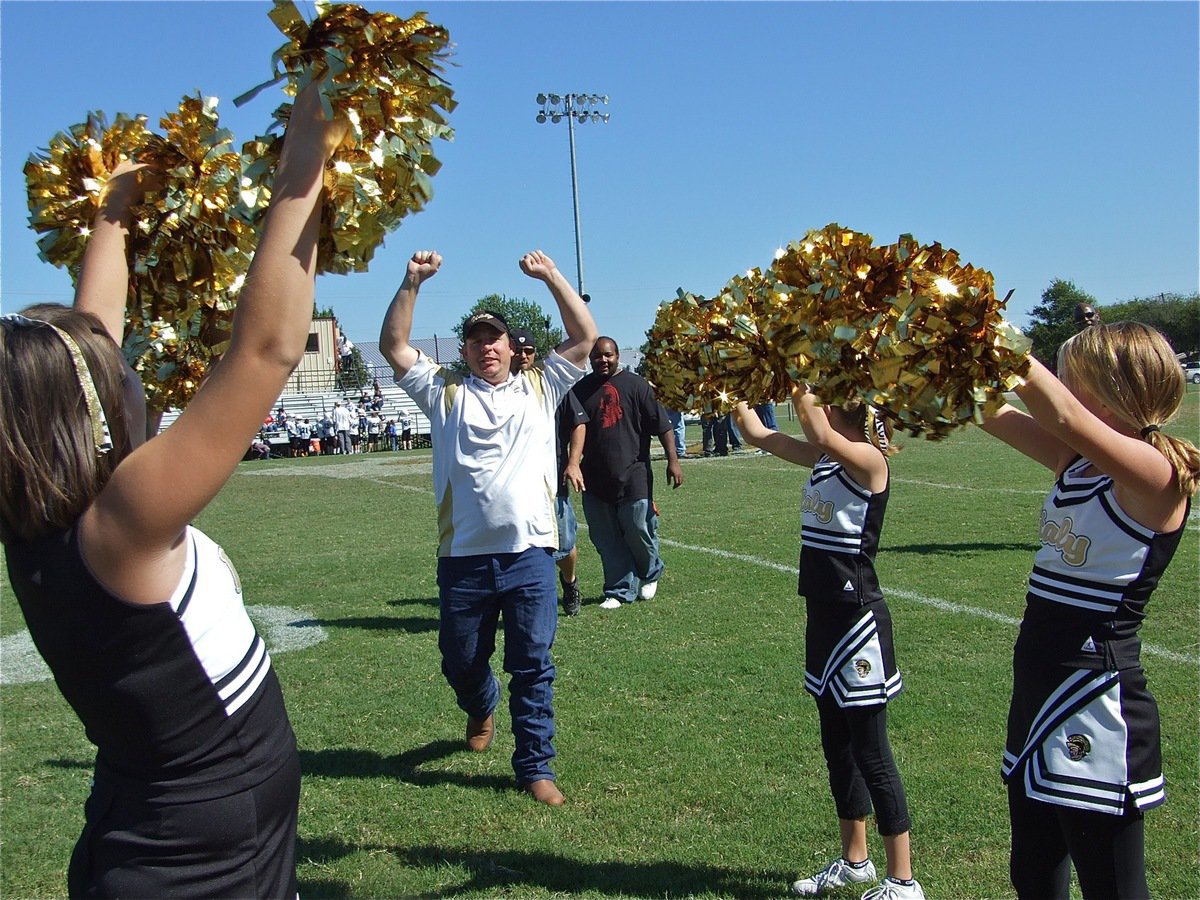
[246,457,1199,667]
[1,605,327,687]
[658,538,1197,667]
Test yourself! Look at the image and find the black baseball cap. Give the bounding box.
[510,328,536,351]
[464,311,510,337]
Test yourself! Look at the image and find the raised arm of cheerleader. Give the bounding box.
[793,390,887,493]
[1009,356,1183,528]
[82,82,348,602]
[733,400,822,468]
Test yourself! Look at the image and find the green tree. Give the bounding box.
[1025,279,1098,366]
[448,294,563,373]
[1098,293,1199,358]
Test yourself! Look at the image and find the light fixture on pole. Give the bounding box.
[535,92,610,301]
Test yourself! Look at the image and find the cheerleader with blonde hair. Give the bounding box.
[981,321,1198,899]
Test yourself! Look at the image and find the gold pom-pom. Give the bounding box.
[132,94,257,326]
[26,96,250,411]
[24,112,150,278]
[123,305,234,414]
[867,237,1031,438]
[642,290,715,413]
[641,270,791,416]
[762,224,903,406]
[236,0,456,274]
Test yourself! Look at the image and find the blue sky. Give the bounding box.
[2,1,1197,353]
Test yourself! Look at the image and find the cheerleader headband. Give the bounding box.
[864,405,889,452]
[1,313,113,455]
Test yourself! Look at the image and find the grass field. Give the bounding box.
[2,394,1197,899]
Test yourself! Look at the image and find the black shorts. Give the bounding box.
[68,750,300,899]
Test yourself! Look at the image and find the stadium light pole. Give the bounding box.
[535,92,610,302]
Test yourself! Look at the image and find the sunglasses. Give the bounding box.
[520,348,536,356]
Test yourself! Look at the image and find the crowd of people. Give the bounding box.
[250,398,416,459]
[2,80,1197,900]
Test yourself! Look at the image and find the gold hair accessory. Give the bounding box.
[1,313,112,454]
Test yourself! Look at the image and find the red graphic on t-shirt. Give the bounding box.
[598,383,624,428]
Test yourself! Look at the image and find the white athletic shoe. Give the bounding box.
[791,858,877,897]
[638,581,658,600]
[861,877,925,900]
[599,598,622,610]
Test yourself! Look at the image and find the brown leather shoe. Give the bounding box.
[522,778,565,806]
[465,713,494,752]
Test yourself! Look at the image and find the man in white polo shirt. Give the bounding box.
[379,248,597,806]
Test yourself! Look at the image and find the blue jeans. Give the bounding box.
[668,409,687,456]
[581,494,664,603]
[436,548,558,784]
[552,494,578,562]
[754,403,778,430]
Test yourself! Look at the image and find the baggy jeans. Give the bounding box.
[437,548,558,784]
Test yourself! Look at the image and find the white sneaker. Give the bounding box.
[791,858,877,897]
[861,877,925,900]
[638,581,658,600]
[599,598,622,610]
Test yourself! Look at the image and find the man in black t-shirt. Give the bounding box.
[568,337,683,609]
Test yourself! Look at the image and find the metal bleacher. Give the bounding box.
[157,351,432,443]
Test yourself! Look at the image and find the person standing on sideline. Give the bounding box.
[570,338,683,610]
[1073,301,1100,330]
[667,408,689,459]
[510,327,537,371]
[379,249,597,806]
[735,394,924,900]
[332,400,354,455]
[398,407,413,450]
[512,330,588,616]
[979,323,1197,899]
[1,82,346,898]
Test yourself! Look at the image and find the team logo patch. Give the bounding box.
[1066,734,1091,762]
[854,658,872,678]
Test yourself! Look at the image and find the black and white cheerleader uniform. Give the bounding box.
[6,524,300,899]
[1004,456,1188,816]
[801,455,902,706]
[799,455,909,835]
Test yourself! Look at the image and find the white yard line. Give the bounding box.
[243,456,1200,666]
[658,538,1197,667]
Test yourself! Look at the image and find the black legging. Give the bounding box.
[815,691,911,836]
[1008,780,1148,900]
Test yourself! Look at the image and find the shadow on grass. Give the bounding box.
[297,836,792,899]
[45,757,92,769]
[299,742,511,794]
[313,614,437,634]
[885,540,1035,555]
[388,596,440,610]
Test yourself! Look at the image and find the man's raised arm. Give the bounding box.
[379,250,442,377]
[518,250,597,370]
